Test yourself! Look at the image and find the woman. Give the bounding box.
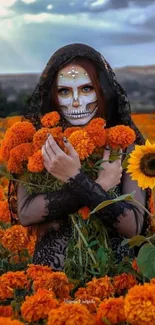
[15,43,150,270]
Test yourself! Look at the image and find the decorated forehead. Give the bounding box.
[57,64,90,82]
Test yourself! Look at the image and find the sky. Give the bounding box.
[0,0,155,73]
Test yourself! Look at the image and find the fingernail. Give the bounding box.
[104,146,110,150]
[63,137,68,143]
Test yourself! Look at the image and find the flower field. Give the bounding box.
[0,113,155,325]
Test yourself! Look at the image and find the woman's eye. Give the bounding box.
[82,85,93,93]
[58,88,70,95]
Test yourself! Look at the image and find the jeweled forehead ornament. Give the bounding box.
[59,66,88,79]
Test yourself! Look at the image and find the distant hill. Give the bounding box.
[0,65,155,115]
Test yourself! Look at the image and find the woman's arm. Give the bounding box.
[114,145,145,238]
[65,169,145,238]
[17,185,82,227]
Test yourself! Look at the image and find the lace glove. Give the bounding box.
[43,189,83,221]
[17,184,83,225]
[65,170,139,228]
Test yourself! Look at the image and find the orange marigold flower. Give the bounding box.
[33,127,63,151]
[47,302,95,325]
[0,278,13,300]
[107,125,136,149]
[0,185,4,200]
[5,115,22,128]
[0,318,24,325]
[0,177,9,187]
[86,124,107,147]
[33,128,50,151]
[33,271,73,299]
[50,127,63,148]
[86,276,114,300]
[125,283,155,325]
[41,111,60,127]
[7,143,34,174]
[96,296,126,325]
[68,130,95,160]
[26,264,53,280]
[0,228,4,239]
[78,206,91,220]
[0,200,11,223]
[1,271,29,289]
[27,236,37,256]
[27,150,44,172]
[1,121,36,161]
[132,259,140,273]
[75,287,100,314]
[150,278,155,285]
[63,127,81,139]
[113,273,137,294]
[0,305,13,317]
[88,118,106,128]
[21,288,58,323]
[1,225,29,254]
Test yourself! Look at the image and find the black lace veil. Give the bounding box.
[8,43,151,230]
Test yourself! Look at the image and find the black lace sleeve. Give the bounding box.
[17,184,82,226]
[65,170,140,230]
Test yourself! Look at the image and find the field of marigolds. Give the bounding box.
[0,113,155,325]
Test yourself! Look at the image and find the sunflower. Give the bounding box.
[127,140,155,189]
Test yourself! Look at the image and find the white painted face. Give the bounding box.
[57,63,98,126]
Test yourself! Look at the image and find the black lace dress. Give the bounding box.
[17,169,144,271]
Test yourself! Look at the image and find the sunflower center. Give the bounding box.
[140,153,155,177]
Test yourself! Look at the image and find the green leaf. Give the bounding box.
[102,317,112,325]
[122,154,130,169]
[97,246,105,260]
[88,269,100,276]
[90,192,135,214]
[122,235,147,248]
[121,238,130,246]
[137,243,155,279]
[88,240,99,248]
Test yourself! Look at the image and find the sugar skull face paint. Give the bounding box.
[57,64,98,126]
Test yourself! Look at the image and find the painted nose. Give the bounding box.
[72,99,80,108]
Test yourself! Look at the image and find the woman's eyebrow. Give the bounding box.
[57,83,93,88]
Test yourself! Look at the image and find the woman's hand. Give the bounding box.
[42,135,81,182]
[96,148,123,191]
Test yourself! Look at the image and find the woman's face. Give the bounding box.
[57,63,98,125]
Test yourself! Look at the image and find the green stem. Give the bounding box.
[132,197,154,218]
[70,214,99,267]
[3,176,54,190]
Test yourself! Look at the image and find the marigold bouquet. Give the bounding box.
[0,112,137,283]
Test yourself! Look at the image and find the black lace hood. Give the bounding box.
[25,43,144,144]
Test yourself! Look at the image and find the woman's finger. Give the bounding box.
[42,145,51,163]
[48,135,64,156]
[63,137,78,157]
[45,138,55,160]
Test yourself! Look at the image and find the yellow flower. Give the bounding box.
[127,140,155,189]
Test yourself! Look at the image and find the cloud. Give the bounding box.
[0,0,155,72]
